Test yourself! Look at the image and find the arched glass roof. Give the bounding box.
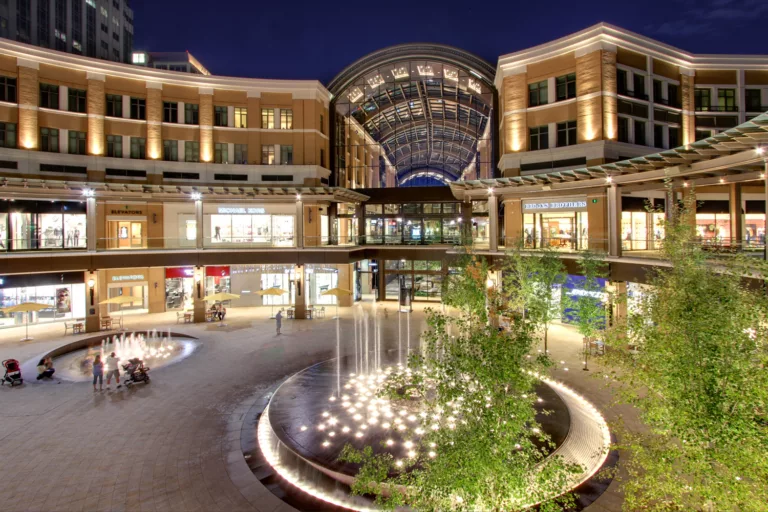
[329,44,496,187]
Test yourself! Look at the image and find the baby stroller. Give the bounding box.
[122,358,150,386]
[2,359,23,387]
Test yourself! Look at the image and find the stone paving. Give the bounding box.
[0,306,635,512]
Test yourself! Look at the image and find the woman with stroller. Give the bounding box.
[36,357,55,380]
[92,354,104,392]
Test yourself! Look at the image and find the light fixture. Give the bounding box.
[756,147,764,155]
[82,188,94,197]
[486,278,494,289]
[719,178,725,184]
[487,188,494,196]
[190,191,201,201]
[605,176,613,184]
[296,193,302,201]
[683,181,689,188]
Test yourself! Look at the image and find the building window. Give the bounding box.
[214,106,228,127]
[40,127,59,152]
[556,120,577,147]
[261,108,274,129]
[0,122,16,148]
[234,144,247,164]
[320,114,324,134]
[39,83,59,109]
[745,89,762,112]
[106,134,122,157]
[529,125,548,151]
[617,117,630,143]
[634,120,646,146]
[717,89,737,111]
[633,74,646,99]
[668,126,680,148]
[280,145,293,164]
[185,141,199,162]
[0,76,17,103]
[130,97,146,120]
[185,103,199,124]
[617,69,628,95]
[320,148,325,167]
[694,89,710,111]
[695,129,714,140]
[68,130,86,155]
[163,102,178,123]
[528,80,547,107]
[214,143,228,163]
[106,94,122,117]
[234,107,247,128]
[68,88,87,113]
[280,109,293,129]
[555,73,576,101]
[163,140,178,161]
[130,137,146,159]
[667,83,680,108]
[262,145,275,164]
[652,80,662,102]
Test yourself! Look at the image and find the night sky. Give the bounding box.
[130,0,768,84]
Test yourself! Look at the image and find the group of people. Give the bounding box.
[91,351,122,391]
[209,304,227,321]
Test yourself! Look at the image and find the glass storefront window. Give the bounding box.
[384,219,401,244]
[208,213,295,246]
[745,214,765,247]
[442,218,460,244]
[260,272,293,305]
[273,216,295,246]
[384,204,400,214]
[522,211,588,250]
[366,218,383,244]
[307,267,339,305]
[1,202,86,251]
[695,213,731,243]
[423,203,441,214]
[365,204,383,215]
[338,203,356,215]
[404,220,422,243]
[0,213,6,250]
[472,217,489,244]
[414,274,441,301]
[424,219,441,243]
[621,212,648,251]
[11,212,31,250]
[337,217,358,245]
[472,201,488,213]
[0,283,86,327]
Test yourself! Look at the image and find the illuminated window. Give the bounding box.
[261,108,274,129]
[718,89,737,111]
[234,107,247,128]
[261,145,275,164]
[280,109,293,130]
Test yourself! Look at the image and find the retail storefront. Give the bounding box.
[205,266,231,298]
[523,197,589,250]
[0,272,86,327]
[695,201,731,243]
[105,268,150,315]
[620,197,665,251]
[0,200,87,251]
[165,267,194,310]
[561,274,607,324]
[383,260,444,302]
[163,203,196,248]
[306,265,340,305]
[363,202,462,245]
[204,204,295,247]
[335,203,358,245]
[745,201,765,247]
[106,204,148,249]
[227,265,295,307]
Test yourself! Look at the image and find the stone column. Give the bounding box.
[87,72,105,155]
[680,185,697,232]
[587,192,608,252]
[294,265,307,319]
[86,195,97,252]
[199,88,213,163]
[501,71,527,166]
[729,183,743,247]
[488,193,499,252]
[195,198,204,249]
[17,58,39,150]
[304,204,321,247]
[602,49,618,141]
[295,198,304,248]
[193,266,206,323]
[461,201,472,245]
[606,185,621,257]
[680,69,696,145]
[84,270,101,333]
[576,48,607,143]
[502,198,523,248]
[146,82,163,160]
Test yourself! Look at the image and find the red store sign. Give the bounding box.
[165,267,194,279]
[205,266,230,277]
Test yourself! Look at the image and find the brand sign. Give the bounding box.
[523,199,587,211]
[111,274,145,282]
[217,207,266,215]
[165,267,194,279]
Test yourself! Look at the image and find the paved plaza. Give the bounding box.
[0,306,633,512]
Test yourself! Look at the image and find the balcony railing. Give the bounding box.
[618,89,649,101]
[654,97,682,109]
[694,105,739,112]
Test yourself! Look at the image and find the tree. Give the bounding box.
[340,254,581,511]
[602,190,768,510]
[523,249,567,355]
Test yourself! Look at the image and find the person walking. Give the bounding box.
[105,351,121,389]
[275,310,283,335]
[92,354,104,392]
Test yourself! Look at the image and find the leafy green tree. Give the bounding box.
[522,249,567,355]
[340,254,582,510]
[602,191,768,510]
[564,251,609,371]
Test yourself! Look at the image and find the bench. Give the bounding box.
[64,321,85,335]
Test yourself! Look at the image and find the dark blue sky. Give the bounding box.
[130,0,768,84]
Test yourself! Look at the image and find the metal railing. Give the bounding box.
[0,238,88,253]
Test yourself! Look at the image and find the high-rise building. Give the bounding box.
[0,0,133,64]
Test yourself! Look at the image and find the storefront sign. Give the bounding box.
[217,207,266,215]
[523,200,588,212]
[165,267,194,279]
[110,209,144,215]
[112,274,145,282]
[205,266,230,277]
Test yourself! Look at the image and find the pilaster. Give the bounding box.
[87,76,105,155]
[199,88,213,162]
[17,60,39,150]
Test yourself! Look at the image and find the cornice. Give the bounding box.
[0,39,331,102]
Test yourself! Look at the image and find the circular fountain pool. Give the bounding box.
[53,331,197,382]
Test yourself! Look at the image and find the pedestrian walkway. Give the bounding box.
[0,305,633,512]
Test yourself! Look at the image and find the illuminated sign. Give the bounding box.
[217,207,266,214]
[112,274,145,282]
[523,200,587,212]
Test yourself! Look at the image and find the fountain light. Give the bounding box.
[353,414,363,421]
[415,428,425,435]
[397,425,407,431]
[322,412,330,417]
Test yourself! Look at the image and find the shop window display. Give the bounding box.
[0,202,86,251]
[307,266,339,305]
[209,213,295,247]
[0,284,86,327]
[745,214,765,247]
[695,213,731,244]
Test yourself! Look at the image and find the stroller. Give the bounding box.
[122,358,150,386]
[2,359,23,387]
